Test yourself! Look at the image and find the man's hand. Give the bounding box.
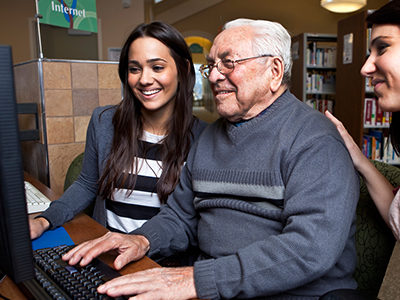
[29,217,50,239]
[97,266,197,300]
[62,232,150,270]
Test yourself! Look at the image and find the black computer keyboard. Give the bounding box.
[33,245,126,300]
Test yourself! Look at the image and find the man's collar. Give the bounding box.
[231,89,288,127]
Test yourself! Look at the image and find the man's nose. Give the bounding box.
[208,64,226,83]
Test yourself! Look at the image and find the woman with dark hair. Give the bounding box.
[326,0,400,240]
[29,21,207,239]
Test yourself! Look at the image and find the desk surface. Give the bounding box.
[0,173,159,300]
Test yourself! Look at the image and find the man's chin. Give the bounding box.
[219,112,241,123]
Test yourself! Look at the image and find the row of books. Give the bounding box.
[362,133,400,164]
[364,98,391,127]
[306,42,337,68]
[305,96,334,114]
[306,71,335,93]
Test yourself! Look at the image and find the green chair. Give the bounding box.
[354,160,399,299]
[63,152,84,191]
[63,152,94,216]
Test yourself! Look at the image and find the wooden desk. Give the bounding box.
[0,174,159,300]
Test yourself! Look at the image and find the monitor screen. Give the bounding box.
[0,45,35,284]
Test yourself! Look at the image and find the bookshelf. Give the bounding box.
[291,33,337,114]
[335,10,397,164]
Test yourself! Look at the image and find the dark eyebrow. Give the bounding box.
[370,35,391,48]
[128,58,168,64]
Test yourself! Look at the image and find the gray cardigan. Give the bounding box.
[134,90,360,299]
[40,105,207,229]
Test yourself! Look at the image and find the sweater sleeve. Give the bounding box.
[39,109,101,229]
[194,135,359,299]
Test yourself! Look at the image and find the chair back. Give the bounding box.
[354,160,400,298]
[63,152,84,191]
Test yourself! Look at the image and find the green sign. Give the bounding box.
[38,0,97,33]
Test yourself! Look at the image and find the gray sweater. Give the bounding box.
[40,105,207,229]
[134,90,359,299]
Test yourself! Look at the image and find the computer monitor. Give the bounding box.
[0,45,35,284]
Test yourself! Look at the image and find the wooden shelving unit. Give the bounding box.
[291,33,337,113]
[335,10,369,148]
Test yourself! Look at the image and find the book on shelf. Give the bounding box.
[305,95,334,114]
[362,130,383,160]
[364,98,391,127]
[306,71,335,93]
[376,103,383,126]
[383,137,400,164]
[362,133,400,164]
[306,41,337,68]
[364,98,373,125]
[366,27,372,56]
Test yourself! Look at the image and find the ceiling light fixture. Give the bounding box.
[321,0,367,13]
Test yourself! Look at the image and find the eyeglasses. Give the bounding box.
[199,54,274,79]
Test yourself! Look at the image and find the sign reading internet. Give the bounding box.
[38,0,97,33]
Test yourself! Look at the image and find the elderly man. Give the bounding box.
[63,19,359,299]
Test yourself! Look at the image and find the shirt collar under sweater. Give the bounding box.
[221,89,293,145]
[231,89,289,127]
[227,89,289,128]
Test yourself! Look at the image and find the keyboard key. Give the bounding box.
[33,245,127,299]
[24,181,51,214]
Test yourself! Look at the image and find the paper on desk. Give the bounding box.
[32,227,74,250]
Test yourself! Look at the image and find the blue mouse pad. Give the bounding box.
[32,227,74,250]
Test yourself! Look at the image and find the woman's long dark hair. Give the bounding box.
[98,22,196,203]
[366,1,400,155]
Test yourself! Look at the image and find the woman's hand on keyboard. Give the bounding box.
[29,217,50,239]
[62,231,150,270]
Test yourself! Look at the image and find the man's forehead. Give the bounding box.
[209,27,253,59]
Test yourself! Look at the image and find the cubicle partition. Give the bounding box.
[14,59,121,195]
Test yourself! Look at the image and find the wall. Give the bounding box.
[0,0,35,64]
[160,0,389,39]
[1,0,389,63]
[96,0,145,60]
[0,0,145,63]
[40,24,99,60]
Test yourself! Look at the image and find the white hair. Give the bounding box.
[223,18,292,85]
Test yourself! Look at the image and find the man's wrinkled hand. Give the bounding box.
[98,266,197,300]
[62,232,150,270]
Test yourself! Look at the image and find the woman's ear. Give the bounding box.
[269,57,284,93]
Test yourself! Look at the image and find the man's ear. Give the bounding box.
[269,57,284,92]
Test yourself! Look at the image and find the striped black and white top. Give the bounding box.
[106,131,164,233]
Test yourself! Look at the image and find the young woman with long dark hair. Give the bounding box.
[29,21,207,238]
[326,0,400,240]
